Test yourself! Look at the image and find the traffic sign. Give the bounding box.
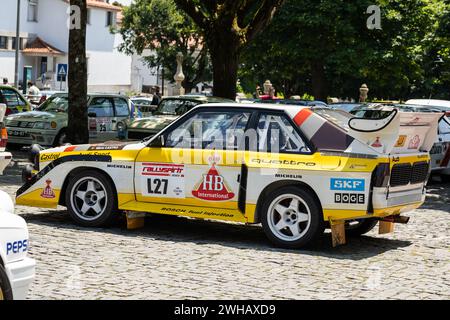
[57,64,68,82]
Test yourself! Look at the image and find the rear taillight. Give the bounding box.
[372,163,390,188]
[0,126,7,148]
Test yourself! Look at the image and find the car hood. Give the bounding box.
[6,111,66,122]
[128,115,178,131]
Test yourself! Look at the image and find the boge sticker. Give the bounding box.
[140,163,185,198]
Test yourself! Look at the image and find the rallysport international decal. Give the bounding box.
[141,163,185,198]
[41,179,55,199]
[192,163,235,201]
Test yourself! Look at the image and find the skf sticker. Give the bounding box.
[395,135,407,148]
[192,164,235,201]
[41,179,55,199]
[408,135,421,149]
[330,178,365,192]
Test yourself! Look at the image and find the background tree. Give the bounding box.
[67,0,88,144]
[240,0,449,101]
[119,0,211,93]
[174,0,285,99]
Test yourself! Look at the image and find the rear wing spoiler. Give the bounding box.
[348,109,443,154]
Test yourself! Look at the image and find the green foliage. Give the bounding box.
[240,0,450,100]
[118,0,211,91]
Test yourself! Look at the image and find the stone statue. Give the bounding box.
[359,84,369,103]
[173,52,185,95]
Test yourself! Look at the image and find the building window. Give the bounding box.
[0,37,7,50]
[27,0,38,22]
[106,11,115,27]
[12,37,24,50]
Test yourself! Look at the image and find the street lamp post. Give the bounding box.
[14,0,21,88]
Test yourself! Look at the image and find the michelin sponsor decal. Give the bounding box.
[141,162,185,198]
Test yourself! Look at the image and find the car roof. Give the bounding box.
[51,92,129,99]
[162,95,235,103]
[195,102,310,113]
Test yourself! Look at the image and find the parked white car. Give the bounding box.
[0,103,12,174]
[0,191,35,300]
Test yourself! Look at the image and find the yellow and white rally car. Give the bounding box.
[16,103,441,248]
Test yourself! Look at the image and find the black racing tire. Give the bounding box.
[345,218,379,237]
[260,186,324,249]
[65,170,117,227]
[0,264,13,300]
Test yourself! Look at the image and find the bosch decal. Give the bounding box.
[330,178,365,192]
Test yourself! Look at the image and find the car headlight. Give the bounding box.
[33,122,51,129]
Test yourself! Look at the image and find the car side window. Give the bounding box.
[0,89,26,107]
[114,98,129,117]
[255,113,310,154]
[88,97,114,117]
[439,117,450,135]
[165,110,251,150]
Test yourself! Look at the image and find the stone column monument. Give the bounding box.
[173,52,185,95]
[359,84,369,103]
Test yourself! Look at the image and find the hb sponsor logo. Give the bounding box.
[330,178,365,192]
[335,193,365,204]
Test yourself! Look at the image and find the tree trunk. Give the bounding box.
[208,35,240,100]
[311,60,328,102]
[67,0,89,145]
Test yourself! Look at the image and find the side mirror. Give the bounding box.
[149,135,164,148]
[88,112,97,118]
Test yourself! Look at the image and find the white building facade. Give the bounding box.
[0,0,158,94]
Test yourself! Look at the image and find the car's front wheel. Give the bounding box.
[0,265,13,300]
[261,186,324,249]
[65,170,117,227]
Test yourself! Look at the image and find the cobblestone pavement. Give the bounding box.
[1,149,449,300]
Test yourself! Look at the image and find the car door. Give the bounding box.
[88,97,116,142]
[437,116,450,169]
[134,107,253,220]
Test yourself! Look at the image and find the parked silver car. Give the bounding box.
[5,93,139,147]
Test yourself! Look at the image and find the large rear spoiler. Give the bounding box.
[348,109,443,154]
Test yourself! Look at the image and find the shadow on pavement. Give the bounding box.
[19,209,412,261]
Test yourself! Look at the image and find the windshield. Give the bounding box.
[313,108,354,131]
[440,116,450,134]
[37,95,69,113]
[154,99,201,116]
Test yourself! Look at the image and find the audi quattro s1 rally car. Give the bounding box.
[15,103,441,248]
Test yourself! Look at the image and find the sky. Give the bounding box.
[113,0,134,6]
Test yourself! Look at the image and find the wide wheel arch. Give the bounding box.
[58,167,118,207]
[254,180,324,224]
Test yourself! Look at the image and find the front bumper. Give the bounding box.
[7,128,56,146]
[0,151,12,174]
[5,257,36,300]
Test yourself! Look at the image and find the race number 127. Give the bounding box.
[147,178,168,195]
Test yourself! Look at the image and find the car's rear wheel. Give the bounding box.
[261,186,324,249]
[65,170,117,227]
[345,218,379,237]
[0,265,13,300]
